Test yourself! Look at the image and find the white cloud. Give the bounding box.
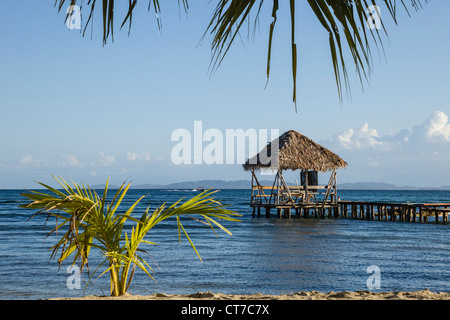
[319,110,450,186]
[98,152,116,166]
[126,152,151,161]
[58,154,83,167]
[19,155,43,168]
[334,123,385,150]
[336,128,355,150]
[126,152,139,161]
[424,110,450,142]
[328,111,450,156]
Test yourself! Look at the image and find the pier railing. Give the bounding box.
[250,185,338,207]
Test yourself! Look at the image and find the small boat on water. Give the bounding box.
[193,187,205,192]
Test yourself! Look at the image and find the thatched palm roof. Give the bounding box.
[243,130,348,172]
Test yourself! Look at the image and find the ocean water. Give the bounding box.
[0,188,449,300]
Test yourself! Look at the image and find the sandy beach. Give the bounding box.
[53,289,450,300]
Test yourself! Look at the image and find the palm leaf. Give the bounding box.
[21,177,240,296]
[54,1,427,108]
[205,0,428,108]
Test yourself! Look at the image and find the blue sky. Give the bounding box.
[0,1,449,188]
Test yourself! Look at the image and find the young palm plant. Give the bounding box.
[20,176,240,297]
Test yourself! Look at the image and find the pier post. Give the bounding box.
[266,207,271,218]
[284,208,291,219]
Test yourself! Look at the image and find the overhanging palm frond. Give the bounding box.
[204,0,428,108]
[54,0,427,108]
[55,0,189,44]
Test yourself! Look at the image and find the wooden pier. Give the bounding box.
[243,130,449,225]
[251,201,450,224]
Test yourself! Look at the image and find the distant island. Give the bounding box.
[338,182,450,190]
[91,180,450,191]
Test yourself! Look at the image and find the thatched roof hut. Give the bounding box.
[243,130,348,172]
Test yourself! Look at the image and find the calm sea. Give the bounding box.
[0,189,448,300]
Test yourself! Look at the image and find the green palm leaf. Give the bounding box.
[54,1,427,108]
[21,176,240,296]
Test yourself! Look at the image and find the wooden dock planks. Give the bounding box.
[251,201,450,224]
